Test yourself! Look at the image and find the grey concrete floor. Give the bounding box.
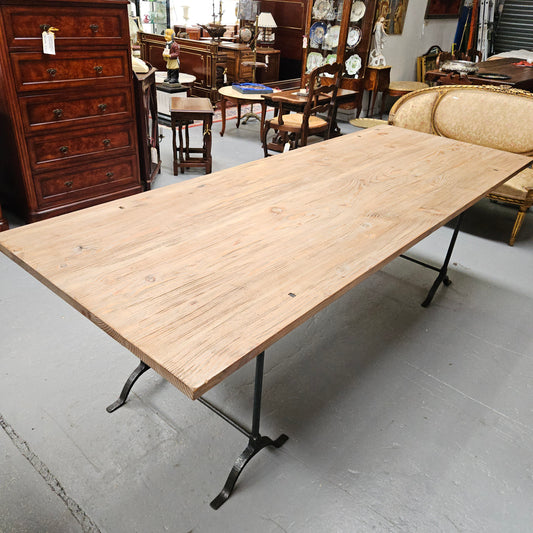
[1,116,532,533]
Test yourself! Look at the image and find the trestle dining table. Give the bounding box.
[0,125,530,509]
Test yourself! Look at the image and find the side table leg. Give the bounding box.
[178,122,185,174]
[260,101,267,140]
[172,118,178,176]
[204,117,213,174]
[236,103,242,128]
[220,97,227,137]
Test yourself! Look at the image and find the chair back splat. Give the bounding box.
[262,62,342,157]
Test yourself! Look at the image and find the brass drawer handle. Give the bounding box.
[106,171,114,178]
[89,23,99,33]
[47,68,57,77]
[98,103,107,112]
[53,108,63,118]
[59,146,69,153]
[64,180,73,188]
[94,65,103,74]
[102,138,111,147]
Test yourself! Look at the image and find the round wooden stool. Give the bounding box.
[381,81,428,117]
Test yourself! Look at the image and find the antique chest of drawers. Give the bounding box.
[0,0,142,222]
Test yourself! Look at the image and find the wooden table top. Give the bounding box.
[0,126,530,400]
[170,97,214,115]
[425,57,533,91]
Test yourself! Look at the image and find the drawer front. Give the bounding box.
[28,122,136,171]
[2,6,129,50]
[19,87,133,133]
[11,51,130,92]
[36,155,140,206]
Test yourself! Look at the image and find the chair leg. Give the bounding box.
[262,123,271,158]
[509,206,529,246]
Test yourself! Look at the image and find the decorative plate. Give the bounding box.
[306,52,324,73]
[324,25,341,49]
[309,22,328,47]
[350,1,366,22]
[345,53,362,76]
[323,53,338,77]
[312,0,334,20]
[239,27,253,43]
[346,27,362,48]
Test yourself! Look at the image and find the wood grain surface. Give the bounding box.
[1,125,530,399]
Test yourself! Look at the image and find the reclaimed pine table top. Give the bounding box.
[0,125,530,400]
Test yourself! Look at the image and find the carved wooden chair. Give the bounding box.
[262,62,342,157]
[388,85,533,245]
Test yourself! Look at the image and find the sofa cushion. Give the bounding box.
[491,167,533,202]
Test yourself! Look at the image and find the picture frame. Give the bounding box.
[424,0,463,19]
[375,0,410,35]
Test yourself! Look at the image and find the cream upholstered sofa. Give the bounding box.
[388,85,533,245]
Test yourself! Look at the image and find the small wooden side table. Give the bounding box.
[381,80,429,118]
[171,97,215,175]
[0,204,8,231]
[364,65,391,118]
[218,85,270,137]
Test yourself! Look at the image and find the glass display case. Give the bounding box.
[302,0,377,99]
[140,0,170,35]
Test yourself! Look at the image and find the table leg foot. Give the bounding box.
[210,433,288,510]
[106,361,150,413]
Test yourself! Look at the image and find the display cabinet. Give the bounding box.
[301,0,377,111]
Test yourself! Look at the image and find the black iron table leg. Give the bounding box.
[400,213,464,307]
[421,213,464,308]
[206,352,288,509]
[106,361,151,413]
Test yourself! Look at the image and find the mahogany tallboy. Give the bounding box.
[0,0,142,223]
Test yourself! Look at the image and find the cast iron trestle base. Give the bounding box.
[106,352,288,509]
[203,352,288,509]
[401,213,464,307]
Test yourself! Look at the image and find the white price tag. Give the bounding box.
[302,35,307,49]
[42,31,56,55]
[151,146,158,163]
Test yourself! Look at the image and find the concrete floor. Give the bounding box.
[1,116,532,533]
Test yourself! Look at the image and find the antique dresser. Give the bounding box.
[0,0,142,222]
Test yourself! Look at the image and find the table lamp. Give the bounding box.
[257,12,276,45]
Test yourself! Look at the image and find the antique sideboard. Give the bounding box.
[138,32,277,102]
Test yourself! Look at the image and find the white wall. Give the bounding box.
[170,0,239,27]
[382,0,458,81]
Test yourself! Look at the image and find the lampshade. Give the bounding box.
[257,12,277,28]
